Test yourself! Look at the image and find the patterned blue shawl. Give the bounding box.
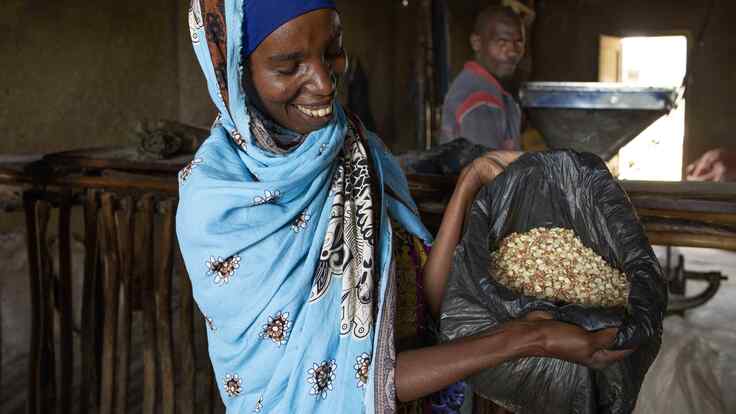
[177,1,432,413]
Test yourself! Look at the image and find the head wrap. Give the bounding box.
[243,0,337,56]
[181,1,431,413]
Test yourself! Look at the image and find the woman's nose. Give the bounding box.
[306,62,335,96]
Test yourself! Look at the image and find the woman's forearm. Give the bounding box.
[395,322,543,402]
[422,170,480,318]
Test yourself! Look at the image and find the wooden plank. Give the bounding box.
[630,196,736,214]
[79,190,99,414]
[141,194,158,414]
[57,190,74,414]
[0,172,178,193]
[195,304,212,414]
[22,193,42,414]
[99,193,120,414]
[472,394,514,414]
[157,199,176,414]
[80,190,100,414]
[210,368,221,414]
[175,248,195,414]
[404,175,736,204]
[621,180,736,200]
[42,145,191,174]
[36,200,57,412]
[647,231,736,252]
[642,219,736,237]
[636,207,736,226]
[114,196,134,414]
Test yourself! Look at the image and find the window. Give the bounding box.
[599,35,687,181]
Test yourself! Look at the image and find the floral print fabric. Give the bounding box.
[178,1,432,413]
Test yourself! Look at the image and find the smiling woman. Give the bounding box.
[247,9,345,135]
[177,1,631,413]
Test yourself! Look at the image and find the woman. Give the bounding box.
[177,1,629,413]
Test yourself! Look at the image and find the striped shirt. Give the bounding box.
[440,61,521,150]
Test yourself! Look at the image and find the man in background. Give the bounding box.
[440,6,525,150]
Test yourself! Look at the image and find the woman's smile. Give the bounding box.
[293,102,334,119]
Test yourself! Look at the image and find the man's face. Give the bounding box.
[472,17,525,80]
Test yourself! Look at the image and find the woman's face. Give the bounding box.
[249,9,347,135]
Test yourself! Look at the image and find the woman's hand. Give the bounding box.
[395,312,630,402]
[517,312,632,369]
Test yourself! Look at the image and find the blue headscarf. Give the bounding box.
[243,0,337,56]
[179,1,431,413]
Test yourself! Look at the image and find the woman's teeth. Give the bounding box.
[295,104,333,118]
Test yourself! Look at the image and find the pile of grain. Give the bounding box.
[490,227,629,307]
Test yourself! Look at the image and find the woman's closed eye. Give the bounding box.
[268,51,304,76]
[275,64,299,76]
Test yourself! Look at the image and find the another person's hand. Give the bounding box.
[686,148,736,182]
[460,150,524,192]
[515,311,632,370]
[423,150,523,319]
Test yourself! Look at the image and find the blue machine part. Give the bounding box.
[518,82,680,160]
[520,82,678,111]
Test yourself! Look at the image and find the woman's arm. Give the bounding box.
[396,315,630,402]
[423,151,522,318]
[404,151,631,402]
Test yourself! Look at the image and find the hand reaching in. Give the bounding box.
[686,148,736,182]
[461,150,524,192]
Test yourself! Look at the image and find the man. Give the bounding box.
[440,6,525,150]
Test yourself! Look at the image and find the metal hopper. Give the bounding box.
[520,82,679,160]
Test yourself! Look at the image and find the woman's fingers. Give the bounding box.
[468,156,504,186]
[589,348,634,369]
[586,327,634,368]
[589,327,618,348]
[489,150,523,166]
[523,311,555,321]
[532,321,633,369]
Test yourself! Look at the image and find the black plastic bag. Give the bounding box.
[439,150,667,414]
[398,138,488,175]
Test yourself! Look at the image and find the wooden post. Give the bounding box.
[157,199,176,414]
[140,194,158,414]
[57,190,74,414]
[36,199,56,412]
[23,193,42,414]
[114,196,134,414]
[80,189,100,414]
[99,193,120,414]
[175,248,195,414]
